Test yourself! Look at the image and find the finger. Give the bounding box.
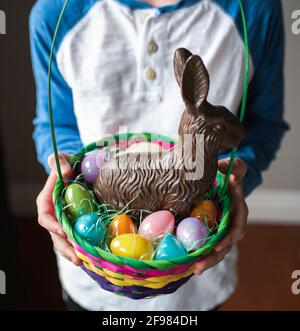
[37,171,67,216]
[203,246,232,271]
[37,171,59,205]
[218,159,230,175]
[193,246,232,275]
[218,158,247,185]
[51,233,82,266]
[36,172,67,236]
[38,213,66,237]
[215,198,248,252]
[48,152,72,178]
[214,229,243,253]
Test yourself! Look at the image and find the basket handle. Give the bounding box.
[48,0,70,185]
[221,0,249,196]
[47,0,249,193]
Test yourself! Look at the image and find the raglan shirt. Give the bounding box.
[30,0,288,311]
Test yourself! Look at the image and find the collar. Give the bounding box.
[115,0,202,15]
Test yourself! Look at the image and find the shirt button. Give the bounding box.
[146,68,157,80]
[148,40,158,54]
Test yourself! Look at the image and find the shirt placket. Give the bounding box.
[135,9,165,103]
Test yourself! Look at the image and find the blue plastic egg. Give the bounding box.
[74,213,106,246]
[155,234,187,260]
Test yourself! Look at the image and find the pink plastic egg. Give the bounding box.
[138,211,175,242]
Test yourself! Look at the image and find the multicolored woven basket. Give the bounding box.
[48,0,249,299]
[53,133,232,299]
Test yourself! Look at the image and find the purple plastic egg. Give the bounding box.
[81,150,107,183]
[176,217,208,251]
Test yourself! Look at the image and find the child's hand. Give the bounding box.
[193,158,248,275]
[36,153,82,266]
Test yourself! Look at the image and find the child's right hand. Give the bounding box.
[36,153,82,266]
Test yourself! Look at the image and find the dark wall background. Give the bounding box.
[0,0,46,212]
[0,1,40,309]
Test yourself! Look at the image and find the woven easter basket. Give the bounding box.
[48,1,249,299]
[52,133,232,299]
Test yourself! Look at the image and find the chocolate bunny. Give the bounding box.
[93,48,245,219]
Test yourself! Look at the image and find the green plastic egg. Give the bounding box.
[64,183,97,220]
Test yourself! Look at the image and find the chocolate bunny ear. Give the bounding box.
[181,55,210,111]
[173,48,193,87]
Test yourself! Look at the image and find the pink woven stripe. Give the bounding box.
[110,138,174,150]
[71,240,191,278]
[151,140,175,150]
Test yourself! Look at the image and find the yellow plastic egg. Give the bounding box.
[110,234,154,260]
[109,214,137,238]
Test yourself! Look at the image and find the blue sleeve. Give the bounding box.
[29,0,83,174]
[220,0,289,196]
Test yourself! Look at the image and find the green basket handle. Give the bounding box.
[47,0,249,195]
[221,0,249,196]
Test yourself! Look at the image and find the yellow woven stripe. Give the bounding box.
[77,251,195,289]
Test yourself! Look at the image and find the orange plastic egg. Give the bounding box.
[109,214,137,238]
[190,200,217,229]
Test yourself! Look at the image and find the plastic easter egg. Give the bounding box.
[138,211,175,241]
[110,234,154,260]
[176,217,208,251]
[81,149,107,183]
[64,183,97,219]
[155,234,187,260]
[190,200,217,229]
[109,214,137,238]
[74,213,106,246]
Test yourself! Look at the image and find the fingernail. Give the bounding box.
[72,258,81,265]
[56,229,64,236]
[61,164,70,175]
[194,269,203,276]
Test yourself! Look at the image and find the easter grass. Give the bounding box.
[53,134,231,271]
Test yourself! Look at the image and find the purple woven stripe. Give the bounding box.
[81,265,192,300]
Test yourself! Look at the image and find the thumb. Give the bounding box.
[48,152,72,178]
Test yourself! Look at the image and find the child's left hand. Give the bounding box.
[193,158,249,275]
